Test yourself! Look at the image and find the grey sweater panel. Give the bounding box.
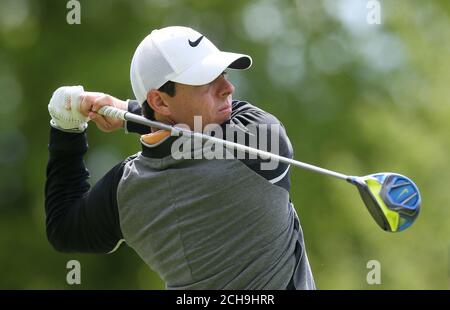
[117,153,315,289]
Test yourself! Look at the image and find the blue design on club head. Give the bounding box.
[380,174,420,212]
[388,177,419,209]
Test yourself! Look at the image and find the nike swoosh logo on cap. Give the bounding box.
[188,35,204,47]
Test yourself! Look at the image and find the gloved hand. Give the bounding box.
[48,86,90,132]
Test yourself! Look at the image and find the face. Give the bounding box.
[160,72,235,130]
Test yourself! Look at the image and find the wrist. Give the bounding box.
[50,119,87,133]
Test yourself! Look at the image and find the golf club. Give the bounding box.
[98,105,421,232]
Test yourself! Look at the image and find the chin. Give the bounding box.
[216,112,231,125]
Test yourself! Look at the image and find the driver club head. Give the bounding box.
[347,173,421,232]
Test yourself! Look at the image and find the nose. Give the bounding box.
[217,74,235,98]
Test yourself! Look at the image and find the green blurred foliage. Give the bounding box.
[0,0,449,289]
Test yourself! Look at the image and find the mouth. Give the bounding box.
[218,101,232,113]
[219,105,231,111]
[218,107,232,117]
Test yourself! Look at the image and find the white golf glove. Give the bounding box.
[48,86,89,132]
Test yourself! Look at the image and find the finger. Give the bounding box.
[78,95,92,117]
[92,95,113,112]
[91,115,112,131]
[88,112,97,120]
[80,92,105,112]
[80,93,100,106]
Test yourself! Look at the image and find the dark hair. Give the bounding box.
[159,80,176,96]
[142,81,176,120]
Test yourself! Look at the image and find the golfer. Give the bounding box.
[45,26,315,290]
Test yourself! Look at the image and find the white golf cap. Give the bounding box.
[130,26,252,105]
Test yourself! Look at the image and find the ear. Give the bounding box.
[147,90,171,117]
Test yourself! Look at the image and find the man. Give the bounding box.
[45,26,315,289]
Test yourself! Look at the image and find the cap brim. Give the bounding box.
[169,51,252,86]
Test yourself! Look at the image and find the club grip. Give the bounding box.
[98,106,127,120]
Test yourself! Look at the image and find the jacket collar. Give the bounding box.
[140,130,179,158]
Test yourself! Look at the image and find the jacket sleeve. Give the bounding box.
[124,100,150,135]
[45,127,130,253]
[221,100,294,192]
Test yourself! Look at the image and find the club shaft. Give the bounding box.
[98,106,349,180]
